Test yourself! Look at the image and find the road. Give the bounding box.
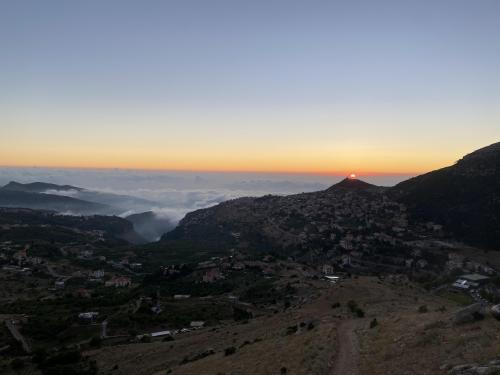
[5,320,31,354]
[331,320,359,375]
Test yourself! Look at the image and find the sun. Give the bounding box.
[348,173,357,179]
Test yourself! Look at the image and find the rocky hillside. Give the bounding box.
[165,177,416,264]
[166,143,500,253]
[392,142,500,248]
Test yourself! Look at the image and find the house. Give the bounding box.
[461,274,490,286]
[90,270,104,279]
[151,305,163,315]
[452,279,471,290]
[74,288,91,298]
[190,321,205,329]
[321,264,334,275]
[78,312,99,321]
[105,276,131,288]
[202,268,223,283]
[55,280,65,289]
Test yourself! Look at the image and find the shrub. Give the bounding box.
[347,300,358,312]
[141,335,152,343]
[355,308,365,318]
[418,305,428,313]
[369,318,378,328]
[11,358,25,370]
[89,336,102,347]
[286,325,298,335]
[224,346,236,356]
[331,302,341,309]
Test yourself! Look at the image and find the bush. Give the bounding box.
[89,336,102,347]
[11,358,25,370]
[355,308,365,318]
[286,325,298,335]
[347,300,358,312]
[418,305,428,313]
[369,318,378,328]
[233,307,252,321]
[224,346,236,356]
[331,302,341,309]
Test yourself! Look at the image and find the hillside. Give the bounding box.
[0,189,112,215]
[392,142,500,248]
[167,143,500,253]
[0,207,145,244]
[2,181,83,193]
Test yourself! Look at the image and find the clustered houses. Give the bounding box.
[105,276,132,288]
[180,187,498,279]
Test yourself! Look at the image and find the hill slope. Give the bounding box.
[391,142,500,248]
[0,189,111,215]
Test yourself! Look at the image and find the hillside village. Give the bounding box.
[1,166,500,374]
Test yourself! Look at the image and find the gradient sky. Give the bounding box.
[1,0,499,174]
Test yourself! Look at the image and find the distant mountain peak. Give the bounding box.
[326,177,378,192]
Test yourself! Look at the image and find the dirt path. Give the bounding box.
[5,320,31,354]
[331,320,359,375]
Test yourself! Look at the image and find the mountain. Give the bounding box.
[166,142,500,253]
[2,181,83,193]
[164,178,405,259]
[325,177,382,193]
[0,189,112,215]
[125,211,175,242]
[1,181,159,216]
[0,207,145,244]
[391,142,500,248]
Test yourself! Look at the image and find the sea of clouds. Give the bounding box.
[0,167,414,224]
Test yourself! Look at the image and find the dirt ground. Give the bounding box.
[86,275,500,375]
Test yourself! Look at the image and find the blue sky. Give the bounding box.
[1,0,499,173]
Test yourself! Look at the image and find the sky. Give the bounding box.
[1,0,499,175]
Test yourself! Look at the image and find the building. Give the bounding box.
[55,280,65,289]
[90,270,105,279]
[78,312,99,321]
[202,268,223,283]
[190,321,205,329]
[105,276,131,288]
[461,274,490,286]
[321,264,334,275]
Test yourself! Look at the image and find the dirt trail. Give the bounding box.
[332,320,359,375]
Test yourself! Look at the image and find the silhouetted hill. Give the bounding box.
[2,181,83,193]
[166,142,500,252]
[0,190,111,215]
[326,177,382,193]
[1,181,158,215]
[391,142,500,248]
[0,207,146,244]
